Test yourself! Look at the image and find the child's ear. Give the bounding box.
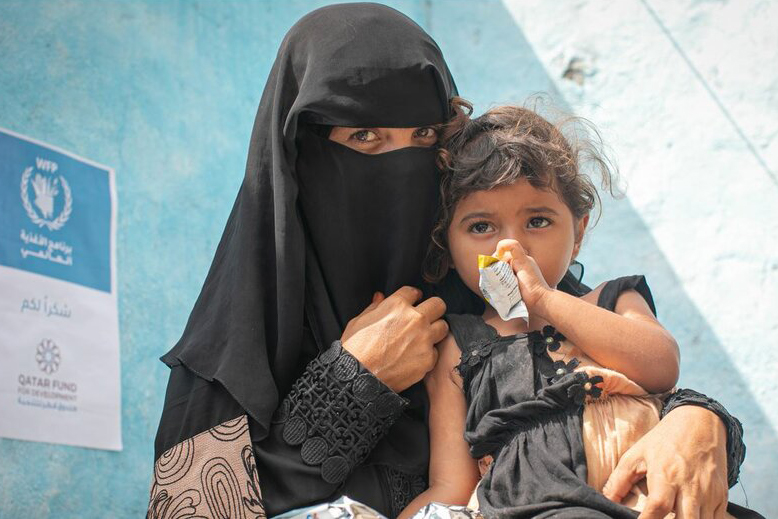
[571,214,590,261]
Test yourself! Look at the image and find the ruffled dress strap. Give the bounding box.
[445,313,496,354]
[444,314,499,381]
[596,275,656,315]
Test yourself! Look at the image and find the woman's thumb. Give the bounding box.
[602,453,645,503]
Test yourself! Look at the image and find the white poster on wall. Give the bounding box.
[0,127,121,451]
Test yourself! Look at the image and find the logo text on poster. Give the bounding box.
[16,338,78,413]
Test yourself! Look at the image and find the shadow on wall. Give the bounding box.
[427,0,774,514]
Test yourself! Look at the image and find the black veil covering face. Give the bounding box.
[160,1,455,464]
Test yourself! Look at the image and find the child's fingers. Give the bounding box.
[494,239,519,259]
[494,239,526,262]
[510,252,540,278]
[510,258,521,275]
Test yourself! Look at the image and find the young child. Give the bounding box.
[398,105,731,518]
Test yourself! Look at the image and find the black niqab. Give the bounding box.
[297,135,441,345]
[161,2,457,450]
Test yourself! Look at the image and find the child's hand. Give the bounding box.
[494,239,550,310]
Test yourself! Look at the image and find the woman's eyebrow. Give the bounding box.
[459,211,493,224]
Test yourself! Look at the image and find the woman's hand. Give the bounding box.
[602,405,729,519]
[494,239,550,311]
[341,286,448,393]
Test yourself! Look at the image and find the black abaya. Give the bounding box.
[153,3,456,517]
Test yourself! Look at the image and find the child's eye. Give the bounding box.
[527,217,551,229]
[468,222,494,234]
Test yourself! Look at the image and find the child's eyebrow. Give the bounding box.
[523,206,559,215]
[458,211,493,224]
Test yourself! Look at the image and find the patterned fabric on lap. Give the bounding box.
[147,414,265,519]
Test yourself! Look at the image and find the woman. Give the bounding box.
[148,4,744,518]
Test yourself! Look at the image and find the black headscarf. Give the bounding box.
[161,3,457,446]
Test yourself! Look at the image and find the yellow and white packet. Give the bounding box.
[478,254,529,322]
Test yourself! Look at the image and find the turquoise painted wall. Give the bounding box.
[0,1,774,517]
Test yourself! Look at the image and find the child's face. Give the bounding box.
[447,178,587,296]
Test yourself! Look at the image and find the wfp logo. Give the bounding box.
[36,339,61,375]
[20,158,72,231]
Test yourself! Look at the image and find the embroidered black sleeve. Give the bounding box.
[661,388,745,488]
[271,340,408,485]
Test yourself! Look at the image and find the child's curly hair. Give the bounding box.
[424,103,617,283]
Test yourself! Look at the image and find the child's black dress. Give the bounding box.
[447,275,763,519]
[448,275,699,518]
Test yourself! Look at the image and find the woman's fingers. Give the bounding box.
[429,318,450,343]
[704,474,728,519]
[638,478,676,519]
[415,296,447,323]
[676,464,725,519]
[609,406,730,519]
[674,488,700,519]
[603,452,646,503]
[390,285,423,305]
[711,500,726,519]
[360,292,385,314]
[341,287,448,392]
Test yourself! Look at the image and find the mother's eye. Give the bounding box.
[413,126,439,140]
[350,129,379,142]
[527,217,551,229]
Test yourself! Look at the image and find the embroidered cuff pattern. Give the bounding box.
[661,388,745,488]
[381,466,427,518]
[272,340,408,485]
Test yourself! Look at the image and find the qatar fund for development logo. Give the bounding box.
[16,338,78,412]
[36,338,61,375]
